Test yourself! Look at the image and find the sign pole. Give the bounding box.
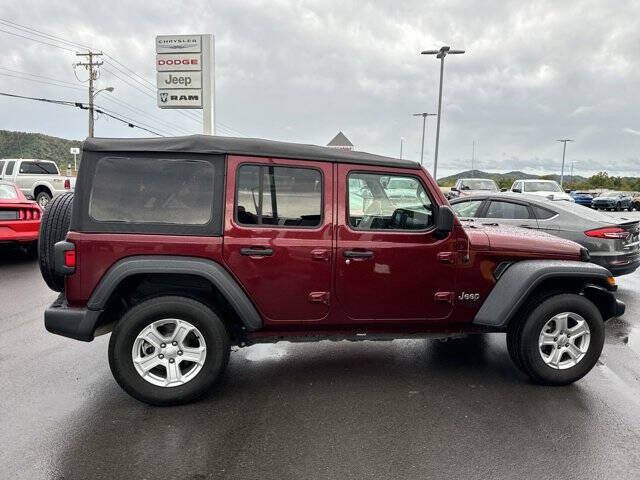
[201,34,215,135]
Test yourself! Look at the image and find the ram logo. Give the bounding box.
[159,92,168,103]
[458,292,480,301]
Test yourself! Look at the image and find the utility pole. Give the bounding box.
[399,137,404,159]
[557,139,574,188]
[74,51,103,137]
[472,140,476,175]
[413,112,437,166]
[421,46,465,180]
[570,161,578,187]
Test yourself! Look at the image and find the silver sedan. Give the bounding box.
[450,193,640,276]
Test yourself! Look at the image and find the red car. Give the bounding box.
[0,180,42,253]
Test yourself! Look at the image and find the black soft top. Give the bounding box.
[82,135,421,170]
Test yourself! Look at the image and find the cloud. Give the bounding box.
[623,128,640,136]
[0,0,639,178]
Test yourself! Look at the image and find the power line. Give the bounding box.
[0,91,163,136]
[99,95,194,136]
[0,27,76,52]
[0,17,92,51]
[0,72,85,91]
[0,66,80,87]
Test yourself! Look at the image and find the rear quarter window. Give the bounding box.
[74,153,225,236]
[90,156,214,224]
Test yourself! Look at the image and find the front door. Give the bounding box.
[335,164,456,322]
[223,156,333,324]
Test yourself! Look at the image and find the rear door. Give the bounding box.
[335,164,456,322]
[477,198,538,229]
[223,156,333,324]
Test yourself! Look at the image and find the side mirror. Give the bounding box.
[512,188,522,193]
[500,188,507,192]
[435,205,455,238]
[565,189,571,194]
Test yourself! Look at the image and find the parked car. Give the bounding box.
[449,177,499,199]
[632,195,640,211]
[0,158,75,208]
[591,191,633,211]
[39,135,623,405]
[0,180,42,254]
[511,179,574,202]
[570,191,594,207]
[450,193,640,276]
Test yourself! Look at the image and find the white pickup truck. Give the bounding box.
[0,159,75,207]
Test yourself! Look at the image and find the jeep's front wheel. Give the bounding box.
[108,296,230,405]
[508,294,604,385]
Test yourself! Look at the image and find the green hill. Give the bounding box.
[438,169,587,185]
[0,130,82,169]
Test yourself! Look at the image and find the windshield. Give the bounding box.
[0,184,18,199]
[524,181,562,193]
[600,191,619,198]
[460,179,498,191]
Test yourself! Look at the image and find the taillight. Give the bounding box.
[64,179,71,189]
[585,227,629,240]
[64,250,76,268]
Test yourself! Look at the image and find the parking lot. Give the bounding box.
[1,212,640,480]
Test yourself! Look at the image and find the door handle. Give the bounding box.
[343,250,374,259]
[240,247,274,257]
[311,248,330,261]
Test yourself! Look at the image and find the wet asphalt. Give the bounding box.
[1,217,640,480]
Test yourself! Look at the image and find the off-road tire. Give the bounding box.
[108,296,230,406]
[38,193,74,292]
[508,293,604,386]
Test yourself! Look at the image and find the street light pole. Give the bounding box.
[399,137,404,159]
[557,139,574,188]
[413,112,437,166]
[421,46,465,180]
[90,87,114,137]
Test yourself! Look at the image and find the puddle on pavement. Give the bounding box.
[606,317,640,355]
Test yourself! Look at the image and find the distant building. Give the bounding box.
[327,131,354,151]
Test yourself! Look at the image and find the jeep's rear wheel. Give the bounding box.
[108,296,230,406]
[38,192,74,292]
[508,294,604,385]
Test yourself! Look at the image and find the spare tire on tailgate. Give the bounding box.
[39,193,74,292]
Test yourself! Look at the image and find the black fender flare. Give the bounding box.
[473,260,622,329]
[88,255,262,331]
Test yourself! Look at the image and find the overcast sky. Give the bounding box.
[1,0,639,178]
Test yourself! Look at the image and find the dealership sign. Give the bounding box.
[157,71,202,89]
[155,34,214,124]
[156,35,201,53]
[156,54,201,71]
[157,89,202,107]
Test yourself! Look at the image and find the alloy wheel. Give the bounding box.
[131,318,207,387]
[538,312,591,370]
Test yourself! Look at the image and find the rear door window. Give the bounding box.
[5,161,15,176]
[19,161,58,174]
[485,200,532,219]
[235,164,322,228]
[89,156,215,225]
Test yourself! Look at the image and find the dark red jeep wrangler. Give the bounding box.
[39,136,624,405]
